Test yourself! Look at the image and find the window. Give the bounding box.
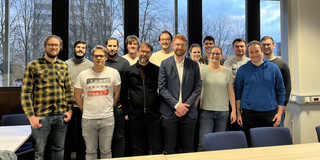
[202,0,246,59]
[0,0,52,87]
[260,0,281,56]
[139,0,175,52]
[69,0,124,57]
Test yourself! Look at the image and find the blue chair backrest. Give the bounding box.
[1,114,30,126]
[250,127,293,147]
[204,131,248,151]
[315,126,320,142]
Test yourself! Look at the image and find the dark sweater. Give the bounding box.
[270,57,292,106]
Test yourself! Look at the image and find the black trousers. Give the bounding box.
[130,117,163,156]
[64,107,86,160]
[242,108,277,147]
[162,114,196,154]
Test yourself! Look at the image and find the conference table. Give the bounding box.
[0,125,31,152]
[108,143,320,160]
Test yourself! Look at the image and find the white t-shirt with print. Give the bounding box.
[75,67,121,119]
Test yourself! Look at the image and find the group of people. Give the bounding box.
[20,31,291,160]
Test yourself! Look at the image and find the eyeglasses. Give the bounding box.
[93,55,106,58]
[209,52,221,56]
[262,43,272,47]
[174,43,186,47]
[139,50,151,54]
[46,44,60,47]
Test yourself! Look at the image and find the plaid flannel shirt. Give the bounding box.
[21,57,73,118]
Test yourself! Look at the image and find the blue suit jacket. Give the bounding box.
[158,56,202,119]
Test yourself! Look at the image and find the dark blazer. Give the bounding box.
[158,56,202,119]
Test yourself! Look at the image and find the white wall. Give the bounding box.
[283,0,320,143]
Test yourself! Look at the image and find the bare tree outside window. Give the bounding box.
[69,0,124,57]
[0,0,51,86]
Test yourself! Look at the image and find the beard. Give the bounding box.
[139,58,149,64]
[108,52,116,57]
[74,51,85,59]
[175,50,185,56]
[46,52,58,59]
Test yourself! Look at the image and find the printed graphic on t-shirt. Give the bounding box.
[86,78,111,97]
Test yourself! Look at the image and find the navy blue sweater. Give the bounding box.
[235,60,285,111]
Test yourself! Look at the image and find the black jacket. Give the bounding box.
[121,62,160,120]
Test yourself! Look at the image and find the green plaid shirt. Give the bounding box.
[21,57,73,118]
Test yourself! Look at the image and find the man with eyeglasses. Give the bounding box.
[159,35,201,154]
[105,37,130,157]
[74,45,121,159]
[150,30,174,66]
[21,35,73,159]
[123,35,140,66]
[261,36,291,127]
[65,40,93,160]
[121,42,163,156]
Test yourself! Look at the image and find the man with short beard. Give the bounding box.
[21,35,73,159]
[224,38,251,79]
[150,30,174,66]
[159,35,201,154]
[65,40,93,160]
[105,37,130,157]
[121,42,163,156]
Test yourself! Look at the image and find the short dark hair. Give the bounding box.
[139,42,153,53]
[203,35,215,44]
[232,38,246,47]
[73,40,87,49]
[105,37,119,46]
[158,30,173,41]
[261,36,274,44]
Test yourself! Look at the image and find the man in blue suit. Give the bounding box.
[158,35,202,154]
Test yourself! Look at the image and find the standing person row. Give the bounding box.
[197,46,236,151]
[74,45,121,160]
[235,40,285,146]
[189,43,206,67]
[21,35,73,159]
[224,38,250,131]
[261,36,292,127]
[150,30,174,66]
[105,37,130,157]
[121,42,163,156]
[200,36,225,65]
[65,40,93,160]
[158,35,202,154]
[123,35,140,66]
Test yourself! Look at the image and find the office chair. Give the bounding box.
[1,114,34,158]
[204,131,248,151]
[1,114,30,126]
[250,127,293,147]
[315,126,320,142]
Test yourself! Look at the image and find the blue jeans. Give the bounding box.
[31,114,68,160]
[198,109,229,151]
[82,117,114,160]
